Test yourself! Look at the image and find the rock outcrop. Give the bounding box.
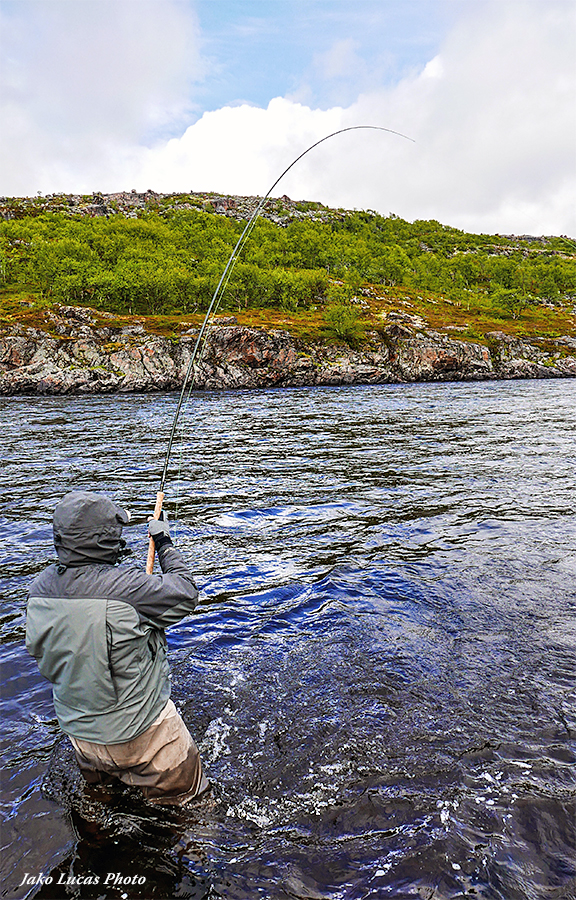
[1,306,575,395]
[0,190,338,228]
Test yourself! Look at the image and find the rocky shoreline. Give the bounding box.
[1,305,575,395]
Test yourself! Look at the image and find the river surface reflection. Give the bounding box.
[1,380,575,899]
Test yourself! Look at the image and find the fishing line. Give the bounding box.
[147,124,415,571]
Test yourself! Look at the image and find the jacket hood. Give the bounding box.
[53,491,131,566]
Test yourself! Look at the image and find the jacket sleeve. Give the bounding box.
[116,543,199,629]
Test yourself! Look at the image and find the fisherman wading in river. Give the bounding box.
[25,491,209,805]
[22,130,412,813]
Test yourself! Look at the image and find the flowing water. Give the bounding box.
[1,380,575,900]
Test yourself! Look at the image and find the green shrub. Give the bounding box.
[324,303,365,346]
[490,286,535,320]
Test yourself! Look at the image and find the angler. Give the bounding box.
[25,491,209,805]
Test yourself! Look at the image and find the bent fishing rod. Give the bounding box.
[146,124,414,572]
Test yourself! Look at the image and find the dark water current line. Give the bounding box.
[1,380,575,900]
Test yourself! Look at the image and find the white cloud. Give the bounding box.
[133,98,345,196]
[131,0,576,234]
[1,0,575,235]
[0,0,203,194]
[421,56,443,80]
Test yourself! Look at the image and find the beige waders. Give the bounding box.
[70,700,209,806]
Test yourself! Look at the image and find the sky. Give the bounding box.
[1,0,575,235]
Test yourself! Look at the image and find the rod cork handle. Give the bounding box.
[146,491,165,574]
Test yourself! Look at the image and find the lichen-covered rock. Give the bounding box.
[484,331,576,378]
[0,306,574,395]
[392,333,493,381]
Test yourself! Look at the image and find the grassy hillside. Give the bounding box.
[1,191,575,347]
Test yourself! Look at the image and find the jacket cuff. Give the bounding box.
[152,533,173,552]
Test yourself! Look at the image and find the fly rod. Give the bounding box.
[146,124,414,572]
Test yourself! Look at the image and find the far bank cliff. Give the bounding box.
[1,305,575,395]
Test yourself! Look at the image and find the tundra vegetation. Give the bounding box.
[0,192,575,348]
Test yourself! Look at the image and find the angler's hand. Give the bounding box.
[148,514,172,550]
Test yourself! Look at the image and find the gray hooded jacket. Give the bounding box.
[26,492,198,744]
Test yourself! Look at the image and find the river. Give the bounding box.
[1,380,575,900]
